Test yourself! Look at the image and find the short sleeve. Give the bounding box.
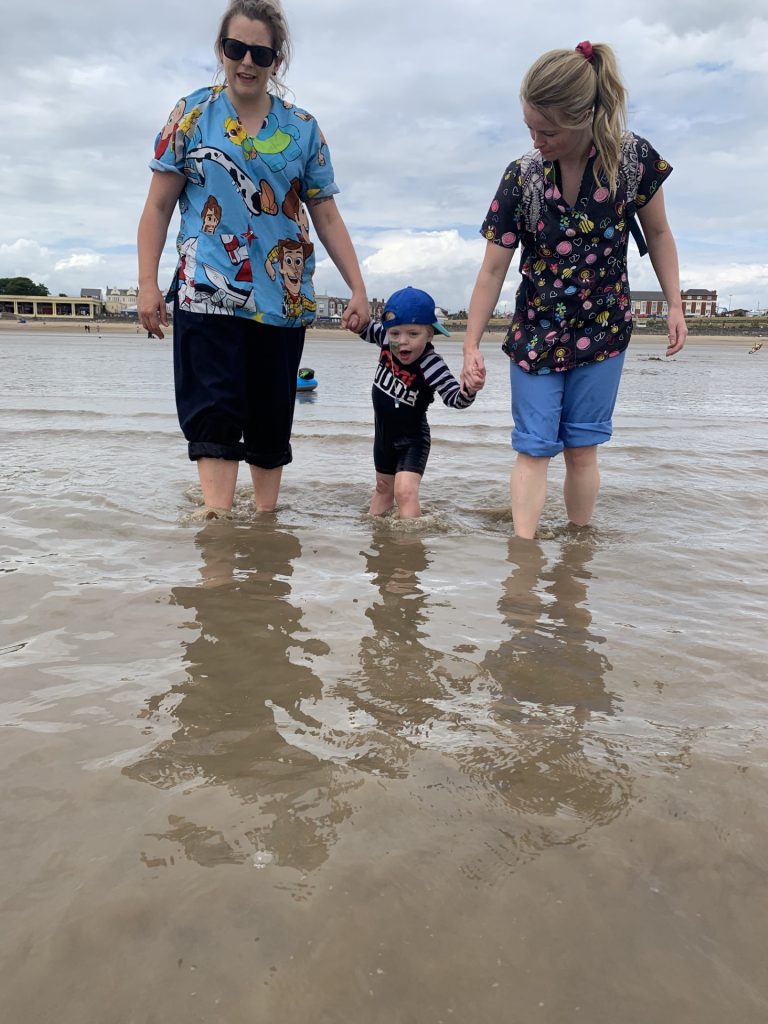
[480,160,525,249]
[299,116,340,203]
[632,135,673,209]
[149,95,189,175]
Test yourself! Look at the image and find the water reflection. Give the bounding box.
[330,530,631,869]
[125,523,354,871]
[333,531,448,776]
[486,535,618,718]
[473,535,629,837]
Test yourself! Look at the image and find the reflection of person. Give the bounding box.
[337,533,446,777]
[356,287,477,519]
[477,535,628,838]
[335,530,628,859]
[124,524,348,871]
[137,0,368,516]
[462,42,687,538]
[485,536,617,717]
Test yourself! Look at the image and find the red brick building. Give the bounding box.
[631,288,718,317]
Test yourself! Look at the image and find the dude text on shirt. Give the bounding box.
[374,351,419,407]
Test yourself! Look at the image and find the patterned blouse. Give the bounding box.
[480,133,672,373]
[151,86,338,328]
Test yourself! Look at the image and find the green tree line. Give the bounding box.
[0,276,49,296]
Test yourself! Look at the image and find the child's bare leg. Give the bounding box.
[394,471,422,519]
[370,472,395,515]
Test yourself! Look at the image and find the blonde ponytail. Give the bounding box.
[520,42,628,196]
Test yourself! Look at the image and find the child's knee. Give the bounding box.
[394,472,421,503]
[374,474,395,497]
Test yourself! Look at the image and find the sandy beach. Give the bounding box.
[0,317,764,346]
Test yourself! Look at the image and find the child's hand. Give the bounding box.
[462,365,486,394]
[460,349,486,394]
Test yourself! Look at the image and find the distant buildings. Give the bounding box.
[105,286,138,315]
[631,288,718,317]
[0,294,103,319]
[681,288,718,316]
[314,294,347,321]
[314,295,387,321]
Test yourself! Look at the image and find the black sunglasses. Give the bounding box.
[221,37,278,67]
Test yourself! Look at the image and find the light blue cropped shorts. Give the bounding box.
[510,351,626,457]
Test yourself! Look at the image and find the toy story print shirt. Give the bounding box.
[151,85,338,327]
[481,133,672,373]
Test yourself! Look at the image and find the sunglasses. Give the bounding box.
[221,37,279,67]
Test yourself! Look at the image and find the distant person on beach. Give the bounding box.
[137,0,368,518]
[356,287,477,519]
[461,41,687,539]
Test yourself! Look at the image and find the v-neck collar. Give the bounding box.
[550,144,599,211]
[221,88,275,138]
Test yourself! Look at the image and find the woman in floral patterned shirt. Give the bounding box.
[462,41,687,539]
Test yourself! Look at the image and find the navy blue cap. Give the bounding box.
[382,287,450,336]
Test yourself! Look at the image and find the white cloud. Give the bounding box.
[0,240,55,279]
[54,253,104,271]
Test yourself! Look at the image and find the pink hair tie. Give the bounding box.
[576,40,594,63]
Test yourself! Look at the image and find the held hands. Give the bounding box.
[461,347,486,395]
[666,308,688,356]
[341,290,370,334]
[138,284,169,340]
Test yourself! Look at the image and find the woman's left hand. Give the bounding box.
[666,308,688,356]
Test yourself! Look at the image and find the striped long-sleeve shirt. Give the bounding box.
[360,321,475,436]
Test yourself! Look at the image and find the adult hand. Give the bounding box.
[138,284,169,340]
[666,308,687,356]
[342,291,370,334]
[461,346,486,393]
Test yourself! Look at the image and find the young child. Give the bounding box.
[358,286,478,519]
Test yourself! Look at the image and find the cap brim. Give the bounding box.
[433,321,451,337]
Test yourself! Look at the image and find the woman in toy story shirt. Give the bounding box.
[461,41,687,540]
[137,0,368,517]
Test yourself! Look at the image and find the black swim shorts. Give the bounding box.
[173,306,305,468]
[373,418,431,476]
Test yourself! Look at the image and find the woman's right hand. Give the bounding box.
[138,284,169,339]
[461,346,486,393]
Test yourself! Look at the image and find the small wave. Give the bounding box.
[0,408,174,421]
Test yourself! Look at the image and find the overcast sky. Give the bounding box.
[2,0,766,312]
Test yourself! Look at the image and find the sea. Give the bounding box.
[1,328,767,1023]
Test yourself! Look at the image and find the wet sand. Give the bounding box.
[1,330,767,1022]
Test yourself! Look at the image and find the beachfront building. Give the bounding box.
[0,293,103,320]
[681,288,718,317]
[631,288,719,318]
[314,294,347,322]
[105,286,138,315]
[630,291,668,318]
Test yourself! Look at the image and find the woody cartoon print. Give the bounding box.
[151,84,336,326]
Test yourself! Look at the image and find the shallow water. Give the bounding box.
[2,330,767,1022]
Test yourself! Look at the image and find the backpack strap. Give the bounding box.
[619,131,648,256]
[519,149,545,239]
